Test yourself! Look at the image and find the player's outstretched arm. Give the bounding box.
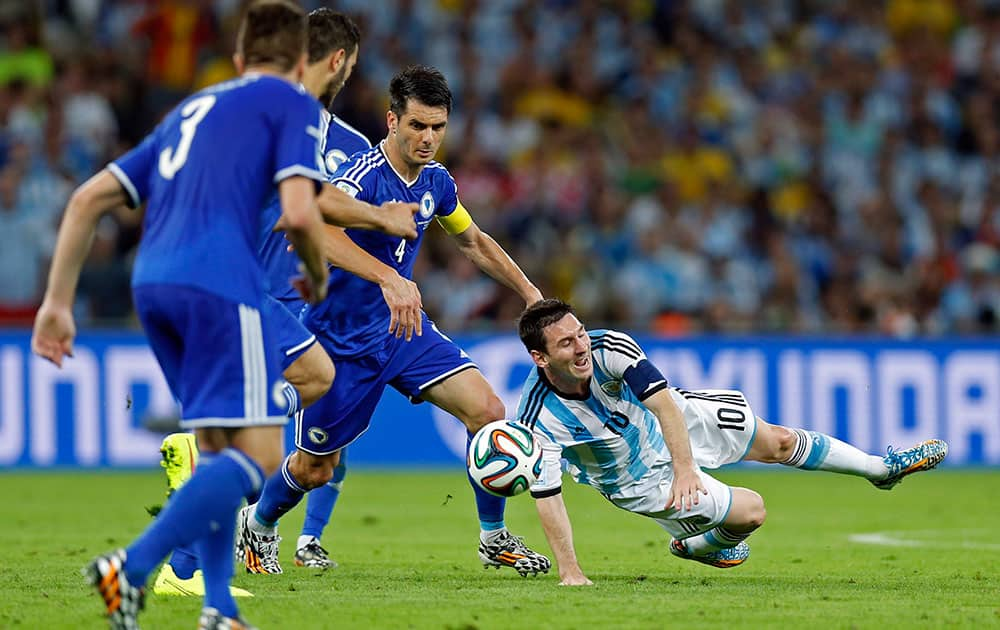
[450,221,543,306]
[534,493,592,586]
[643,389,707,512]
[32,170,129,367]
[318,225,423,340]
[317,184,418,239]
[280,176,328,304]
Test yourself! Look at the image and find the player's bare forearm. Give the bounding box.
[644,389,705,510]
[535,493,592,586]
[321,225,396,284]
[318,185,418,238]
[43,170,128,307]
[453,224,542,305]
[34,170,127,366]
[320,226,422,339]
[279,177,327,301]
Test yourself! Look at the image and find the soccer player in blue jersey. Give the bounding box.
[237,65,552,577]
[31,3,329,627]
[514,299,948,585]
[151,8,388,594]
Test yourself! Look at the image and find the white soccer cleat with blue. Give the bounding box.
[669,538,750,569]
[871,439,948,490]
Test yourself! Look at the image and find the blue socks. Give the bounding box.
[301,451,347,540]
[194,503,239,617]
[253,453,307,526]
[467,431,506,533]
[168,546,198,580]
[125,448,263,596]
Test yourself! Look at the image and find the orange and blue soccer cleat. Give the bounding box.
[871,439,948,490]
[669,538,750,568]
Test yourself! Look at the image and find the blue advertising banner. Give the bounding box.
[0,331,997,468]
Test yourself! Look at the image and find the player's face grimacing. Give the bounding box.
[539,313,593,386]
[390,99,447,167]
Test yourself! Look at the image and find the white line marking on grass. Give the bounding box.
[849,529,1000,551]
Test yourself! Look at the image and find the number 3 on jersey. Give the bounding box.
[394,238,406,263]
[159,95,216,180]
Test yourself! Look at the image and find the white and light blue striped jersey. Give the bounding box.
[110,74,325,305]
[516,329,672,498]
[302,141,461,357]
[258,110,371,306]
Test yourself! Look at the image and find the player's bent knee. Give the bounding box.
[286,347,335,408]
[725,488,767,532]
[289,451,336,489]
[471,395,506,431]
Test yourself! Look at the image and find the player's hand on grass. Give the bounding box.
[31,303,76,368]
[668,465,707,512]
[558,570,593,586]
[379,201,419,239]
[380,272,422,341]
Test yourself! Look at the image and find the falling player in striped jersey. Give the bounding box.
[238,65,552,577]
[514,299,948,585]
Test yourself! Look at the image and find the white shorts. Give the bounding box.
[609,465,733,540]
[669,388,757,469]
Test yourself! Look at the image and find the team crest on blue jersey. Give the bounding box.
[308,427,329,445]
[419,191,435,219]
[325,149,348,174]
[335,180,360,198]
[600,379,623,399]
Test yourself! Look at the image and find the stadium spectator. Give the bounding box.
[3,0,999,337]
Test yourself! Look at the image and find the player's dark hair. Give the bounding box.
[236,0,307,73]
[389,65,452,116]
[307,8,360,63]
[517,299,576,354]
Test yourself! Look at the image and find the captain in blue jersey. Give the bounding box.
[30,3,329,627]
[244,65,555,578]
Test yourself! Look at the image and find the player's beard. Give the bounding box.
[319,66,348,110]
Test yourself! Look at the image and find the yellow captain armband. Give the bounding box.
[436,199,473,235]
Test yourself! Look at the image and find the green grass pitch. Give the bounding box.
[1,468,997,629]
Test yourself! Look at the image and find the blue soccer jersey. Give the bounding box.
[302,141,463,356]
[259,111,371,304]
[109,74,326,306]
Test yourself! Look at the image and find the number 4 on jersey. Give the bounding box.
[159,95,216,180]
[394,238,406,263]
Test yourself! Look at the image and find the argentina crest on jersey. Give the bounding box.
[600,379,623,399]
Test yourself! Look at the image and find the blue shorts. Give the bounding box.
[134,284,289,429]
[261,294,316,371]
[296,314,476,454]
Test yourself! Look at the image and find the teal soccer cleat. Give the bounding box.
[871,439,948,490]
[669,538,750,568]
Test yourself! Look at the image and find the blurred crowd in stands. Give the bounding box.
[1,0,998,336]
